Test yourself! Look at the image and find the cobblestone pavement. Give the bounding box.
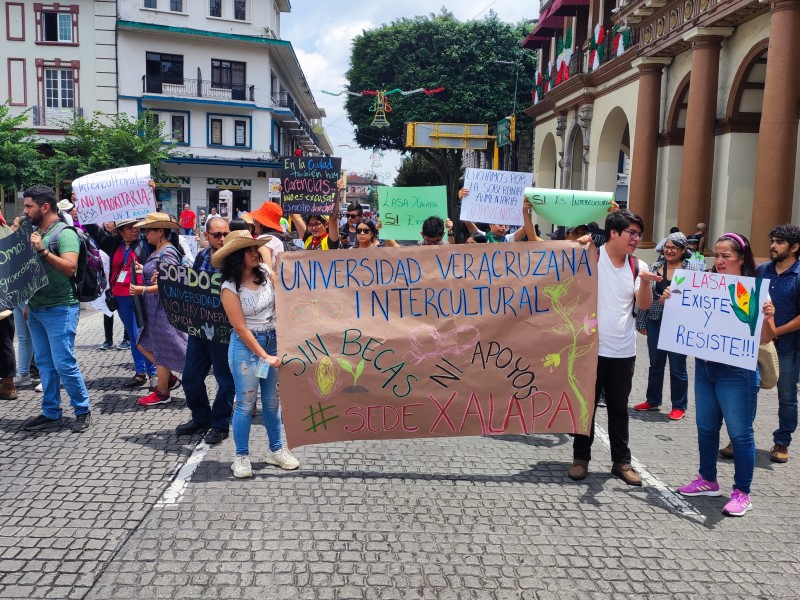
[1,308,799,599]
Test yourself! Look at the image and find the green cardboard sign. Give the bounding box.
[524,187,614,227]
[379,186,448,241]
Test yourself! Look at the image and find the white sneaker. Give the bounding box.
[35,383,43,392]
[14,375,34,388]
[265,448,300,470]
[231,455,253,478]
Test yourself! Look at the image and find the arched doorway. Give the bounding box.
[537,132,558,189]
[595,107,631,207]
[569,126,585,190]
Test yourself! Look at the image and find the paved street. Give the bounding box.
[1,307,799,599]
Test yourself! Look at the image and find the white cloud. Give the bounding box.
[282,1,537,182]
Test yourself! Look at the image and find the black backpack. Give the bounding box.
[48,223,107,302]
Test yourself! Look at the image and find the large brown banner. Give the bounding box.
[275,241,598,448]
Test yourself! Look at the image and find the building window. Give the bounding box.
[170,0,183,11]
[234,120,247,146]
[144,0,157,7]
[210,119,223,145]
[45,68,74,108]
[234,0,247,20]
[145,52,184,93]
[172,115,185,142]
[211,59,246,100]
[209,0,222,17]
[42,12,73,42]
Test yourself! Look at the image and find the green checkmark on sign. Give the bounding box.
[674,276,685,286]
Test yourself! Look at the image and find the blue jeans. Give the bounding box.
[694,359,759,494]
[116,295,156,376]
[646,318,688,410]
[183,335,236,430]
[774,349,800,447]
[13,305,33,377]
[182,227,194,236]
[28,304,91,419]
[229,330,283,455]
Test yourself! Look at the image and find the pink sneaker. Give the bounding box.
[677,475,721,496]
[722,489,752,517]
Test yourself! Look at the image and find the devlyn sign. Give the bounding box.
[207,178,252,189]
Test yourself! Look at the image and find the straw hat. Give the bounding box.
[134,212,181,230]
[57,199,74,211]
[249,201,283,231]
[211,230,272,268]
[240,212,255,225]
[114,218,139,229]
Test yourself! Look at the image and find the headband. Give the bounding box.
[721,232,747,250]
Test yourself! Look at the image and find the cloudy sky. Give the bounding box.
[282,1,537,183]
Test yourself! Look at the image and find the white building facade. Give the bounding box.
[117,0,332,217]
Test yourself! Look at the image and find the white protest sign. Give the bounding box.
[88,250,113,317]
[461,168,532,226]
[658,269,767,370]
[72,164,156,225]
[179,235,198,263]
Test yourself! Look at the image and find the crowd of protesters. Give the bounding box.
[2,175,797,520]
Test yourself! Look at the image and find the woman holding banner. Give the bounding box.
[633,232,704,421]
[670,233,776,517]
[129,213,187,406]
[213,230,300,478]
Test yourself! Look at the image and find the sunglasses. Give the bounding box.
[356,228,371,234]
[347,213,361,219]
[208,231,229,239]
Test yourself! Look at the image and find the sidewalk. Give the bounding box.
[1,308,799,599]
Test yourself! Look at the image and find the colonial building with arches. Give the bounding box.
[524,0,799,256]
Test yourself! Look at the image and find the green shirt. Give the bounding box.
[29,223,80,309]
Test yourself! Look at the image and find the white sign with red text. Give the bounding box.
[72,164,156,225]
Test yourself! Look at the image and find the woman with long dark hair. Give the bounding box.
[129,213,187,406]
[213,230,299,478]
[669,233,776,516]
[350,217,383,249]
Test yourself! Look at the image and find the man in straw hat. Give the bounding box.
[175,215,237,445]
[21,185,92,432]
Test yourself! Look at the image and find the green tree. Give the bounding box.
[344,10,536,219]
[38,111,177,188]
[0,103,41,191]
[394,153,442,187]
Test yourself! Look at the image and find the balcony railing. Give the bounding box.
[271,91,320,149]
[32,106,83,127]
[142,76,255,102]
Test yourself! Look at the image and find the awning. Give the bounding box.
[521,32,553,49]
[551,0,590,17]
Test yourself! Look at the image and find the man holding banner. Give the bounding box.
[175,216,237,445]
[569,210,660,485]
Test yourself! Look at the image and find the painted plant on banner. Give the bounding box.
[539,278,597,432]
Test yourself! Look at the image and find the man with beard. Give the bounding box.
[175,216,237,444]
[751,225,800,463]
[21,185,92,432]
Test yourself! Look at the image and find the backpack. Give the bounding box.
[272,231,304,252]
[48,223,107,302]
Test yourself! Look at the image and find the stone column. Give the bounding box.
[676,27,733,236]
[629,57,671,246]
[750,0,800,257]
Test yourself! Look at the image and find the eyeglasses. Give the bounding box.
[208,231,229,239]
[422,237,443,245]
[623,229,642,240]
[347,213,361,219]
[662,245,681,252]
[356,228,371,234]
[308,221,325,228]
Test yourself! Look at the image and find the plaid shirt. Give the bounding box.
[641,258,705,322]
[192,246,217,273]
